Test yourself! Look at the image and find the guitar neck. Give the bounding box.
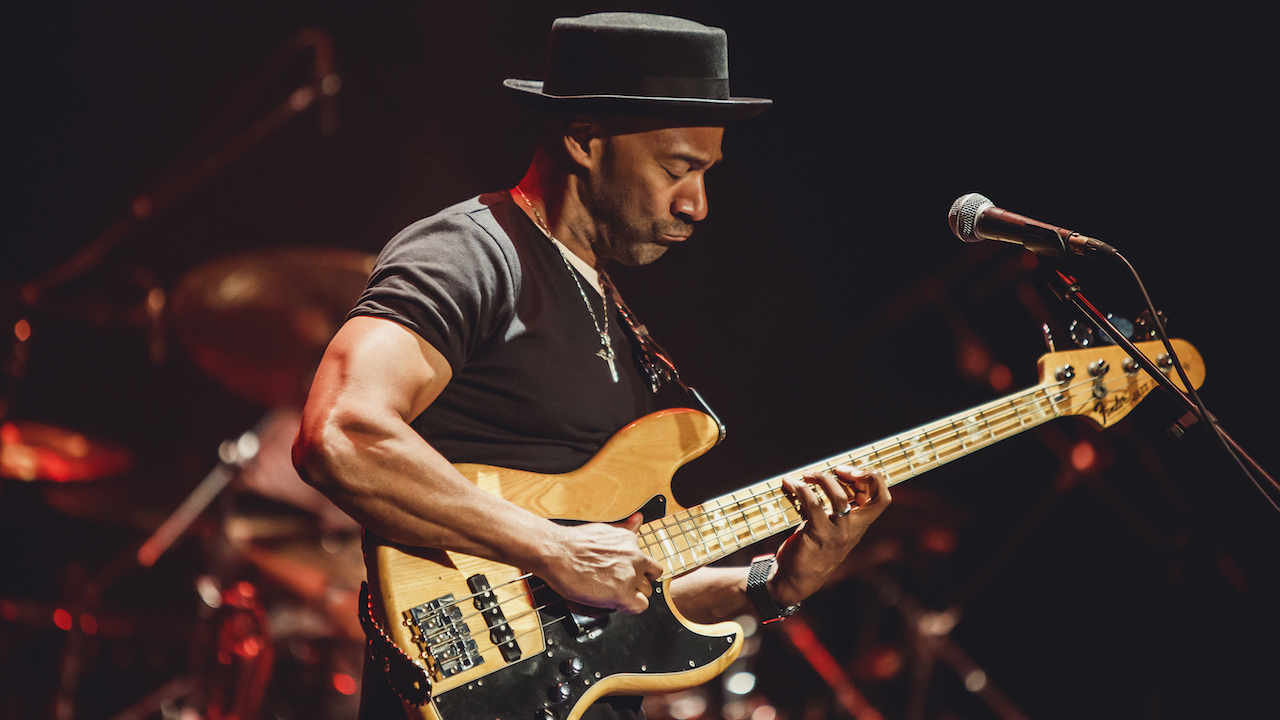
[639,380,1064,576]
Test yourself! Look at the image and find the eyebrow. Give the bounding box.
[671,151,724,169]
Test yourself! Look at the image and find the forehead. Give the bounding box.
[603,117,724,163]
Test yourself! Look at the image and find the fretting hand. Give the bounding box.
[769,465,891,607]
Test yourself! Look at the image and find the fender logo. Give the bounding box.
[1094,393,1130,421]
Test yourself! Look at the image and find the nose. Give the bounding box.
[672,174,709,223]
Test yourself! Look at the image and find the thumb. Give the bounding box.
[618,511,644,533]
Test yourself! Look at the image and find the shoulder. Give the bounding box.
[352,192,530,371]
[374,193,532,283]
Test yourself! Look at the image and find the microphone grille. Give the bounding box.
[948,193,992,243]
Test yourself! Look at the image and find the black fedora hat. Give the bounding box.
[504,12,771,121]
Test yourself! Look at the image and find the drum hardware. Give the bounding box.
[168,247,373,409]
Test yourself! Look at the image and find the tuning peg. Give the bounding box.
[1041,324,1056,353]
[1132,310,1167,341]
[1069,314,1136,348]
[1068,319,1096,348]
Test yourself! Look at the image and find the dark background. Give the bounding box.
[4,3,1277,720]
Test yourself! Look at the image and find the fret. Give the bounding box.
[977,407,998,440]
[967,414,982,452]
[660,382,1068,579]
[898,437,915,474]
[692,501,723,561]
[711,500,736,555]
[984,407,1002,443]
[672,511,700,568]
[662,514,696,570]
[654,524,678,569]
[869,444,890,483]
[922,431,941,470]
[936,417,962,461]
[743,492,765,543]
[638,529,658,560]
[760,486,783,530]
[1035,392,1054,419]
[723,493,747,546]
[1012,396,1029,427]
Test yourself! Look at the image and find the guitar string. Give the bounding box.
[670,380,1073,525]
[427,394,1127,662]
[651,379,1062,557]
[791,375,1104,484]
[413,581,549,646]
[641,370,1150,574]
[421,374,1055,637]
[612,371,1128,580]
[414,368,1164,658]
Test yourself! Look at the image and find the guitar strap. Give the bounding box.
[358,581,432,707]
[602,272,726,445]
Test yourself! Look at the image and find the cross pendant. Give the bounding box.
[596,347,619,382]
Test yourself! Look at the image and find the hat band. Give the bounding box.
[547,75,730,100]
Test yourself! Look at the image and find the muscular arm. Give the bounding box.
[292,315,662,613]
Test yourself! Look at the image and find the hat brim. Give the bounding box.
[503,79,771,122]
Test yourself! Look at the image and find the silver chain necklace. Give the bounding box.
[513,186,619,383]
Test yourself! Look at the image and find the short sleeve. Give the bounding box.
[348,207,520,372]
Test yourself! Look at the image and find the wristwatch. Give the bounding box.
[747,554,801,623]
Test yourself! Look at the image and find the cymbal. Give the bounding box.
[1,420,132,482]
[169,247,373,407]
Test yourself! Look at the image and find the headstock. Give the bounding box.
[1038,339,1205,428]
[1067,310,1166,349]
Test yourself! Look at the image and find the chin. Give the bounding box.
[622,244,671,267]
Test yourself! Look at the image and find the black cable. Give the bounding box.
[1111,251,1280,514]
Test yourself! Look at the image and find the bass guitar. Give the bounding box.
[366,339,1204,720]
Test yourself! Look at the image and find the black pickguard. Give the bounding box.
[431,497,738,720]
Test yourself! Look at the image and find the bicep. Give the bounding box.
[305,315,453,433]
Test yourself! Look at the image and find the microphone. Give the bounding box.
[948,193,1117,258]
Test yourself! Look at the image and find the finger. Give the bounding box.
[869,470,892,505]
[833,465,877,503]
[618,512,645,532]
[802,468,851,519]
[785,475,829,518]
[626,591,650,614]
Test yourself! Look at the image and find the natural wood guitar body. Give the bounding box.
[366,339,1204,720]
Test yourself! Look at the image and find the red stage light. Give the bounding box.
[332,672,358,696]
[53,608,73,631]
[1070,441,1097,471]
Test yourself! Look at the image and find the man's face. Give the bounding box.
[582,119,724,266]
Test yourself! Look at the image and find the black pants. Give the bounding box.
[357,655,645,720]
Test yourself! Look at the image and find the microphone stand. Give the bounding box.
[1041,265,1275,493]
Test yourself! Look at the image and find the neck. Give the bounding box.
[513,151,601,269]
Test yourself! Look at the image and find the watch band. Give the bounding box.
[746,554,800,623]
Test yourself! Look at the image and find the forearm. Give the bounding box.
[294,410,558,570]
[668,566,752,625]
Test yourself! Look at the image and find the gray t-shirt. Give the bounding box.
[350,192,656,720]
[351,191,655,474]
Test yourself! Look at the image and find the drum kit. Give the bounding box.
[1,247,374,720]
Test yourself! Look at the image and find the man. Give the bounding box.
[293,12,890,720]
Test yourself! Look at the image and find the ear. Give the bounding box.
[562,115,605,170]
